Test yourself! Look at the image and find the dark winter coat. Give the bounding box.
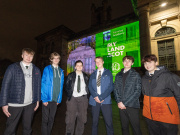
[65,71,89,101]
[113,68,141,108]
[0,62,41,107]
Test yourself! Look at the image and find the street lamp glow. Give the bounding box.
[161,3,167,7]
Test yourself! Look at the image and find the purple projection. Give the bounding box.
[67,46,95,75]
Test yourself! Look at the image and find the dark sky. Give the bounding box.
[0,0,133,62]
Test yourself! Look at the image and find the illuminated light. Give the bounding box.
[161,2,167,7]
[67,21,141,81]
[96,21,141,81]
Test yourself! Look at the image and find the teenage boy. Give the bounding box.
[41,52,64,135]
[142,54,180,135]
[65,60,89,135]
[89,56,114,135]
[0,48,41,135]
[114,56,142,135]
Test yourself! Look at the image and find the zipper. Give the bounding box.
[166,102,173,115]
[57,70,63,102]
[51,77,53,101]
[149,79,153,120]
[149,96,153,119]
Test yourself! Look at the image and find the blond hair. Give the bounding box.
[49,52,61,64]
[22,48,35,55]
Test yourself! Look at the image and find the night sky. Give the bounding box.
[0,0,133,62]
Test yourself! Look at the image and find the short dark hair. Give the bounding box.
[123,56,134,63]
[142,54,157,63]
[95,56,104,61]
[75,60,83,66]
[22,48,35,55]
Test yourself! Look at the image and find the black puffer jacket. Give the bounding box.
[113,68,141,108]
[65,71,89,101]
[0,62,41,107]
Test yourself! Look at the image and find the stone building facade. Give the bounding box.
[137,0,180,71]
[35,25,75,74]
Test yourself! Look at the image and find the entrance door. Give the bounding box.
[157,39,176,70]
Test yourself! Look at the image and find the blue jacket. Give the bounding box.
[41,65,64,103]
[113,68,141,108]
[0,62,41,107]
[88,68,114,106]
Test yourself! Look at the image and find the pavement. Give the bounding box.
[0,94,179,135]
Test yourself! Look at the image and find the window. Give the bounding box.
[158,39,176,70]
[155,27,176,37]
[71,60,75,72]
[126,51,139,67]
[85,58,92,74]
[126,25,136,40]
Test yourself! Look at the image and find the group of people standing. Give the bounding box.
[0,48,180,135]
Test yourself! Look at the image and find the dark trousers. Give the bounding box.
[119,107,142,135]
[4,103,35,135]
[65,95,88,135]
[91,103,114,135]
[145,118,178,135]
[41,101,57,135]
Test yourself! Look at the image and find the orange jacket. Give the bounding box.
[143,95,180,124]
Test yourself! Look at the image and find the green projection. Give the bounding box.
[95,21,141,80]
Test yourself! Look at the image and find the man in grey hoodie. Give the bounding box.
[0,48,41,135]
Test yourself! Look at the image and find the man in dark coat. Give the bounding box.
[65,60,89,135]
[114,56,142,135]
[142,54,180,135]
[0,48,41,135]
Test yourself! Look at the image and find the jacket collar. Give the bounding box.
[94,68,107,76]
[144,65,168,78]
[118,68,134,76]
[48,64,63,73]
[15,62,35,69]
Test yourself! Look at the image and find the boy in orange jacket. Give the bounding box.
[142,54,180,135]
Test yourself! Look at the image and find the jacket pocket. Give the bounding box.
[166,102,173,115]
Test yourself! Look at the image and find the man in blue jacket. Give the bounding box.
[114,56,142,135]
[89,56,114,135]
[0,48,41,135]
[41,52,64,135]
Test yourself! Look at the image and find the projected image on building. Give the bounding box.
[67,35,96,75]
[67,21,141,78]
[96,21,141,80]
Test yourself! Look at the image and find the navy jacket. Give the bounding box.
[113,68,141,108]
[0,62,41,107]
[89,68,114,106]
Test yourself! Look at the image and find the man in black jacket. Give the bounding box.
[0,48,41,135]
[114,56,142,135]
[142,54,180,135]
[65,60,89,135]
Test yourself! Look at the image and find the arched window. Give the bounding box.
[155,27,176,37]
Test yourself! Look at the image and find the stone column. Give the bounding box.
[138,5,151,58]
